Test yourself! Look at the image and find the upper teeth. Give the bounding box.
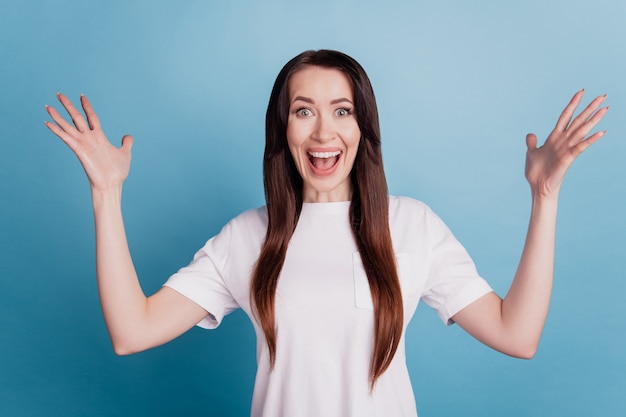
[308,151,341,158]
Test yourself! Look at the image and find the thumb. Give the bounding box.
[525,133,537,151]
[121,134,134,151]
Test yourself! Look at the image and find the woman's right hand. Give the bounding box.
[45,93,133,191]
[45,94,208,354]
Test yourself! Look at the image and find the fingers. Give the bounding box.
[551,90,609,150]
[44,118,76,148]
[45,103,78,138]
[80,94,101,131]
[44,93,103,144]
[526,133,538,151]
[567,93,607,134]
[572,129,606,157]
[571,105,609,143]
[554,89,584,132]
[121,134,134,151]
[56,93,89,133]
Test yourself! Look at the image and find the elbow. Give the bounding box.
[515,347,537,360]
[112,341,139,356]
[113,344,137,356]
[509,341,539,360]
[110,335,147,356]
[107,319,159,356]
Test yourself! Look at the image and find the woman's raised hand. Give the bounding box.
[525,90,608,199]
[45,94,133,192]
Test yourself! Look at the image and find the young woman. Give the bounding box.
[45,50,608,416]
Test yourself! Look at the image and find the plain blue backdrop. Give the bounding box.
[1,1,624,416]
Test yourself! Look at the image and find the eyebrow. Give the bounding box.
[292,96,354,105]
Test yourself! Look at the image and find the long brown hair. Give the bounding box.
[251,50,403,386]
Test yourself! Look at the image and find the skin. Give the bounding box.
[46,94,206,354]
[45,83,607,358]
[452,90,608,358]
[286,67,361,202]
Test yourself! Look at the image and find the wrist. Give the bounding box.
[91,187,123,211]
[529,191,559,217]
[529,183,561,203]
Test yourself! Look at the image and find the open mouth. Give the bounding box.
[307,150,341,171]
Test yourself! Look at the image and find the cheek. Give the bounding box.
[287,143,300,165]
[285,129,304,166]
[286,120,305,148]
[348,127,361,149]
[286,135,300,162]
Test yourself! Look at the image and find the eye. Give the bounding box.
[335,107,352,117]
[296,108,312,117]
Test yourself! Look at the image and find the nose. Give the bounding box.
[312,114,336,143]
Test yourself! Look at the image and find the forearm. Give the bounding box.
[453,193,559,358]
[501,193,559,354]
[454,91,606,358]
[504,90,609,344]
[92,188,149,354]
[47,94,205,354]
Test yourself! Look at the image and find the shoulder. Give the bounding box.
[230,205,268,226]
[389,195,436,220]
[388,195,450,243]
[199,206,267,260]
[222,205,268,238]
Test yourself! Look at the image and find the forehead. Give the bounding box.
[288,66,354,101]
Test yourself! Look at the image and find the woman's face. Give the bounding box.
[286,66,361,203]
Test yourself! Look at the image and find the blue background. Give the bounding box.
[1,1,624,416]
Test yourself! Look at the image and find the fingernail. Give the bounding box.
[80,93,85,97]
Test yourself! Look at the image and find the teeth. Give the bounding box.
[308,151,341,158]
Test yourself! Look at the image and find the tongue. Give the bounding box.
[312,156,337,171]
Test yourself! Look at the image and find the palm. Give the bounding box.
[45,94,133,191]
[525,90,608,198]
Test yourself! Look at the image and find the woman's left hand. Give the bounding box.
[525,90,608,199]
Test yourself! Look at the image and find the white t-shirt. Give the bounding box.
[164,196,493,417]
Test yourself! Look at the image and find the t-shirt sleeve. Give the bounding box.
[163,222,240,329]
[420,207,493,325]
